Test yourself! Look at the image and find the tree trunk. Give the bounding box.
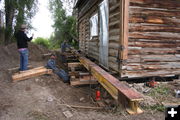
[5,0,15,45]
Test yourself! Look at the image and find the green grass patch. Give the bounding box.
[143,104,165,112]
[148,85,170,97]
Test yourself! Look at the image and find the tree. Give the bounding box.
[49,0,78,48]
[5,0,15,45]
[4,0,38,45]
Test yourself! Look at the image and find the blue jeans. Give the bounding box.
[19,49,29,71]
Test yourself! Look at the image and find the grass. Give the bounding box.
[148,85,170,97]
[146,84,170,112]
[143,104,165,112]
[27,111,49,120]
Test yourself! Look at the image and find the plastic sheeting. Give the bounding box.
[0,11,4,28]
[90,13,98,40]
[99,0,109,68]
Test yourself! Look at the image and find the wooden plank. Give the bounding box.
[68,62,82,68]
[12,66,53,82]
[70,79,98,86]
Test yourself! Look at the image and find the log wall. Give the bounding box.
[78,0,121,70]
[78,0,100,61]
[122,0,180,78]
[108,0,121,71]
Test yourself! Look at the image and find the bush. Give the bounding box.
[33,37,50,48]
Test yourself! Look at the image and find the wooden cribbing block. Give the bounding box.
[70,79,98,86]
[71,74,98,86]
[68,62,82,69]
[12,66,52,82]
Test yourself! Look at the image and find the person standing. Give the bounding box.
[15,24,34,71]
[60,40,71,64]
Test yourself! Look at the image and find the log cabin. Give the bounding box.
[74,0,180,79]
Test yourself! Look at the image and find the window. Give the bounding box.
[90,13,98,39]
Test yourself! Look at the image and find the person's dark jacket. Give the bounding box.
[15,30,33,49]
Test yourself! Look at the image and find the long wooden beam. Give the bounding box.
[79,57,143,114]
[12,66,52,82]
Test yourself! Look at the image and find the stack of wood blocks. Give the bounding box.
[12,66,53,82]
[68,62,98,86]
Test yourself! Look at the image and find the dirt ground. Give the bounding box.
[1,43,179,120]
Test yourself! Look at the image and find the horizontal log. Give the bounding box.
[130,0,180,9]
[109,12,120,19]
[129,41,179,48]
[109,0,119,6]
[129,7,180,18]
[109,21,119,27]
[109,49,118,57]
[108,61,119,72]
[109,42,119,49]
[128,54,180,62]
[129,16,180,27]
[88,52,99,58]
[109,29,120,36]
[129,24,180,33]
[109,35,119,41]
[121,68,180,78]
[129,32,180,40]
[109,4,119,13]
[124,62,180,71]
[89,42,99,47]
[88,46,99,51]
[127,58,141,63]
[128,48,180,55]
[109,56,118,63]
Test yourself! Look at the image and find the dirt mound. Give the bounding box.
[0,43,50,70]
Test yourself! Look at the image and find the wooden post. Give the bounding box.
[119,0,129,75]
[120,0,129,60]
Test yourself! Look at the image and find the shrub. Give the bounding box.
[33,37,50,48]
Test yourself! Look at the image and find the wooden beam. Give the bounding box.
[70,79,98,86]
[12,66,52,82]
[119,0,129,60]
[68,62,82,68]
[79,57,143,114]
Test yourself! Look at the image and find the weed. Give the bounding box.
[148,85,169,97]
[143,104,165,112]
[27,111,49,120]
